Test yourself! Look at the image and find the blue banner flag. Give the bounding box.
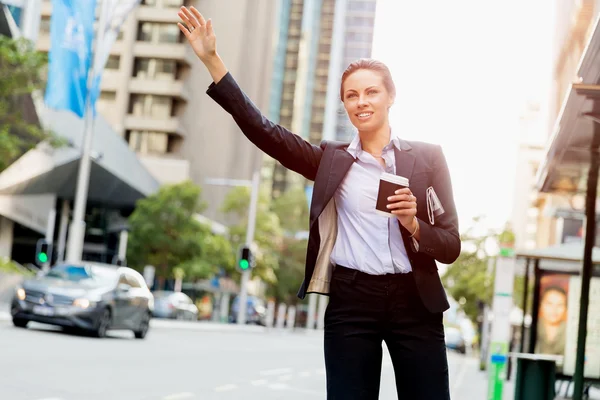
[44,0,96,118]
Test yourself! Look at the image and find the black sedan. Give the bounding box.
[10,262,153,339]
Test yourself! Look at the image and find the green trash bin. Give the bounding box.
[512,353,561,400]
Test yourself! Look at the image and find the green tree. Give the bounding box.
[267,237,307,304]
[442,218,525,322]
[442,217,497,322]
[221,186,283,283]
[127,181,215,285]
[0,36,58,172]
[268,187,311,303]
[271,187,309,233]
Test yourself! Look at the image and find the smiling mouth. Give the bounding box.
[356,112,373,120]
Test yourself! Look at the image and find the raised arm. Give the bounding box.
[177,6,322,180]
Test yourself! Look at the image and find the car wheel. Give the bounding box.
[134,312,150,339]
[12,318,28,328]
[93,308,111,338]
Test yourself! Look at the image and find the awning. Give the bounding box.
[536,16,600,193]
[516,242,600,274]
[0,99,160,208]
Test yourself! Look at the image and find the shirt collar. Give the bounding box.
[346,128,401,159]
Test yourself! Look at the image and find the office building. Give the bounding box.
[265,0,378,199]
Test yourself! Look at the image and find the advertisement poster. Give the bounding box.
[563,276,600,378]
[535,273,600,378]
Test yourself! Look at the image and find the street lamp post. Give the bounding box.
[65,0,109,264]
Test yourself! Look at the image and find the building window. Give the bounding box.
[97,91,116,115]
[137,22,181,44]
[133,58,151,78]
[127,130,168,154]
[155,59,176,79]
[133,58,177,80]
[137,22,153,42]
[347,31,373,42]
[348,1,377,11]
[129,94,173,118]
[163,0,185,7]
[40,16,50,34]
[158,24,181,43]
[105,55,120,70]
[345,47,370,59]
[346,16,375,27]
[125,131,181,155]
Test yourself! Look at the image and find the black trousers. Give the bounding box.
[324,265,450,400]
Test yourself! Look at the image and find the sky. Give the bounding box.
[371,0,557,234]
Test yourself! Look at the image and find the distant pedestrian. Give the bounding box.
[178,6,460,399]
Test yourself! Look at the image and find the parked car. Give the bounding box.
[152,291,198,320]
[444,326,466,354]
[10,262,153,339]
[230,295,267,325]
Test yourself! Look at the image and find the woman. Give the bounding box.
[177,6,460,399]
[535,286,568,357]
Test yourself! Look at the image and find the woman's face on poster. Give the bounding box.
[540,290,567,325]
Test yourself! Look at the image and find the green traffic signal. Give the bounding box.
[239,259,250,270]
[37,253,48,263]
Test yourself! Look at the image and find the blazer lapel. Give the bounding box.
[311,149,354,228]
[395,140,415,183]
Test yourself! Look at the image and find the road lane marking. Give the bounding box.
[278,374,293,381]
[259,367,293,376]
[299,371,311,377]
[34,398,63,400]
[315,368,326,375]
[163,393,194,400]
[268,383,289,390]
[250,379,268,386]
[214,384,238,392]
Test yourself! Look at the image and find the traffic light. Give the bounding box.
[35,239,52,267]
[237,245,253,272]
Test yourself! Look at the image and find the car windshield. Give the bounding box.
[45,264,117,285]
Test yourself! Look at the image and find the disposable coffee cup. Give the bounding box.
[375,172,409,217]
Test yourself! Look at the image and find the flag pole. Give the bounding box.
[65,0,108,263]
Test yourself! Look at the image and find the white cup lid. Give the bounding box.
[380,172,409,186]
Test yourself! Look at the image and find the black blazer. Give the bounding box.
[207,73,461,314]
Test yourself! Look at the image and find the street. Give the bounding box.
[0,316,488,400]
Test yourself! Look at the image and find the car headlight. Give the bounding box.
[73,298,96,309]
[16,287,26,301]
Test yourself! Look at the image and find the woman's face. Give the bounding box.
[342,69,394,133]
[540,290,567,326]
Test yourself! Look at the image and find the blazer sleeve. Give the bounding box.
[412,145,461,264]
[206,72,323,181]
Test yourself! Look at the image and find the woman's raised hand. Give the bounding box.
[177,6,227,83]
[177,6,216,63]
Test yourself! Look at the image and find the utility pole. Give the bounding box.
[237,170,260,325]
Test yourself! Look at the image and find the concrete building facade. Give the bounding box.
[35,0,278,223]
[532,0,600,249]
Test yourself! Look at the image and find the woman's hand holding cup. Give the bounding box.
[387,188,418,232]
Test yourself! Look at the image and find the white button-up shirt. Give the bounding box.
[330,130,412,275]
